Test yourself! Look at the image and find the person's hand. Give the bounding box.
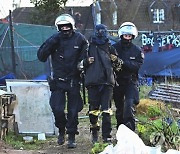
[88,57,94,64]
[112,58,124,71]
[110,54,118,62]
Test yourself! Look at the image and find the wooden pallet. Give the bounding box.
[0,93,16,140]
[0,115,15,140]
[149,83,180,108]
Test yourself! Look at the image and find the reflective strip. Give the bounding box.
[58,77,65,81]
[89,110,101,116]
[102,108,113,115]
[90,123,100,129]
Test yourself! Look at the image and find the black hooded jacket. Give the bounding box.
[112,40,144,85]
[37,32,88,81]
[84,40,117,87]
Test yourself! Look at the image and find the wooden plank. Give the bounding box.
[149,96,180,103]
[0,119,9,140]
[157,88,180,94]
[0,115,15,140]
[1,93,16,140]
[151,93,180,101]
[152,90,180,97]
[156,86,180,93]
[159,83,180,89]
[149,84,180,105]
[156,88,180,93]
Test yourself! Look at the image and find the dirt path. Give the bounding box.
[0,120,117,154]
[0,105,118,154]
[0,125,93,154]
[0,132,92,154]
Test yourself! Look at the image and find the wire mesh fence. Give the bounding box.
[0,23,179,81]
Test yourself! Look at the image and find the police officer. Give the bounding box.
[112,22,144,131]
[79,24,122,143]
[37,14,88,148]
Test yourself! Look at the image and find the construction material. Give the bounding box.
[149,83,180,108]
[0,91,16,139]
[6,79,55,135]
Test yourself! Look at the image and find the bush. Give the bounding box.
[136,101,180,152]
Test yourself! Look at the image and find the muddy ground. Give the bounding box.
[0,108,117,154]
[0,126,117,154]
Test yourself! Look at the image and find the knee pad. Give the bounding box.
[89,110,101,116]
[89,110,100,125]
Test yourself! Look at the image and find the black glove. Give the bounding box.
[87,57,95,64]
[110,54,118,62]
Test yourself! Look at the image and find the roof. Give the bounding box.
[12,7,35,24]
[5,0,180,32]
[115,0,180,31]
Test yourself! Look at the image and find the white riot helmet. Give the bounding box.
[118,22,138,38]
[55,14,76,31]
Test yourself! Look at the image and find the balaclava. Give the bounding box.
[92,24,109,45]
[58,23,73,38]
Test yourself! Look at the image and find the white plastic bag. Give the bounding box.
[100,124,180,154]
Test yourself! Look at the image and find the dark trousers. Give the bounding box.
[49,81,83,135]
[88,85,113,138]
[113,82,139,131]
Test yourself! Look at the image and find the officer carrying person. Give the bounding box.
[78,24,123,143]
[37,14,88,148]
[112,22,144,131]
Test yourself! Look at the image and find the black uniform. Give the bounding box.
[37,31,88,135]
[84,37,118,141]
[112,40,144,131]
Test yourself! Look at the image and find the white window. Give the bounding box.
[151,9,165,23]
[96,12,101,25]
[112,11,117,25]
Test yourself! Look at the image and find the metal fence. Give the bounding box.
[0,23,179,80]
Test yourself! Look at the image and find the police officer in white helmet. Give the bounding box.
[37,14,88,148]
[112,22,144,131]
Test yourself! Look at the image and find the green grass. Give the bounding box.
[4,85,179,152]
[4,132,54,150]
[139,85,152,99]
[90,142,109,154]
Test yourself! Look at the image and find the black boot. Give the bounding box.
[91,130,98,144]
[67,134,76,148]
[57,132,65,145]
[103,135,112,144]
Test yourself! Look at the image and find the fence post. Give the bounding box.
[9,10,16,75]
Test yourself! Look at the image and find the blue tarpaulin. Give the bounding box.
[0,73,16,85]
[139,47,180,77]
[33,74,48,80]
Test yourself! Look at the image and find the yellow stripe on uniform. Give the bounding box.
[102,108,113,115]
[89,110,101,116]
